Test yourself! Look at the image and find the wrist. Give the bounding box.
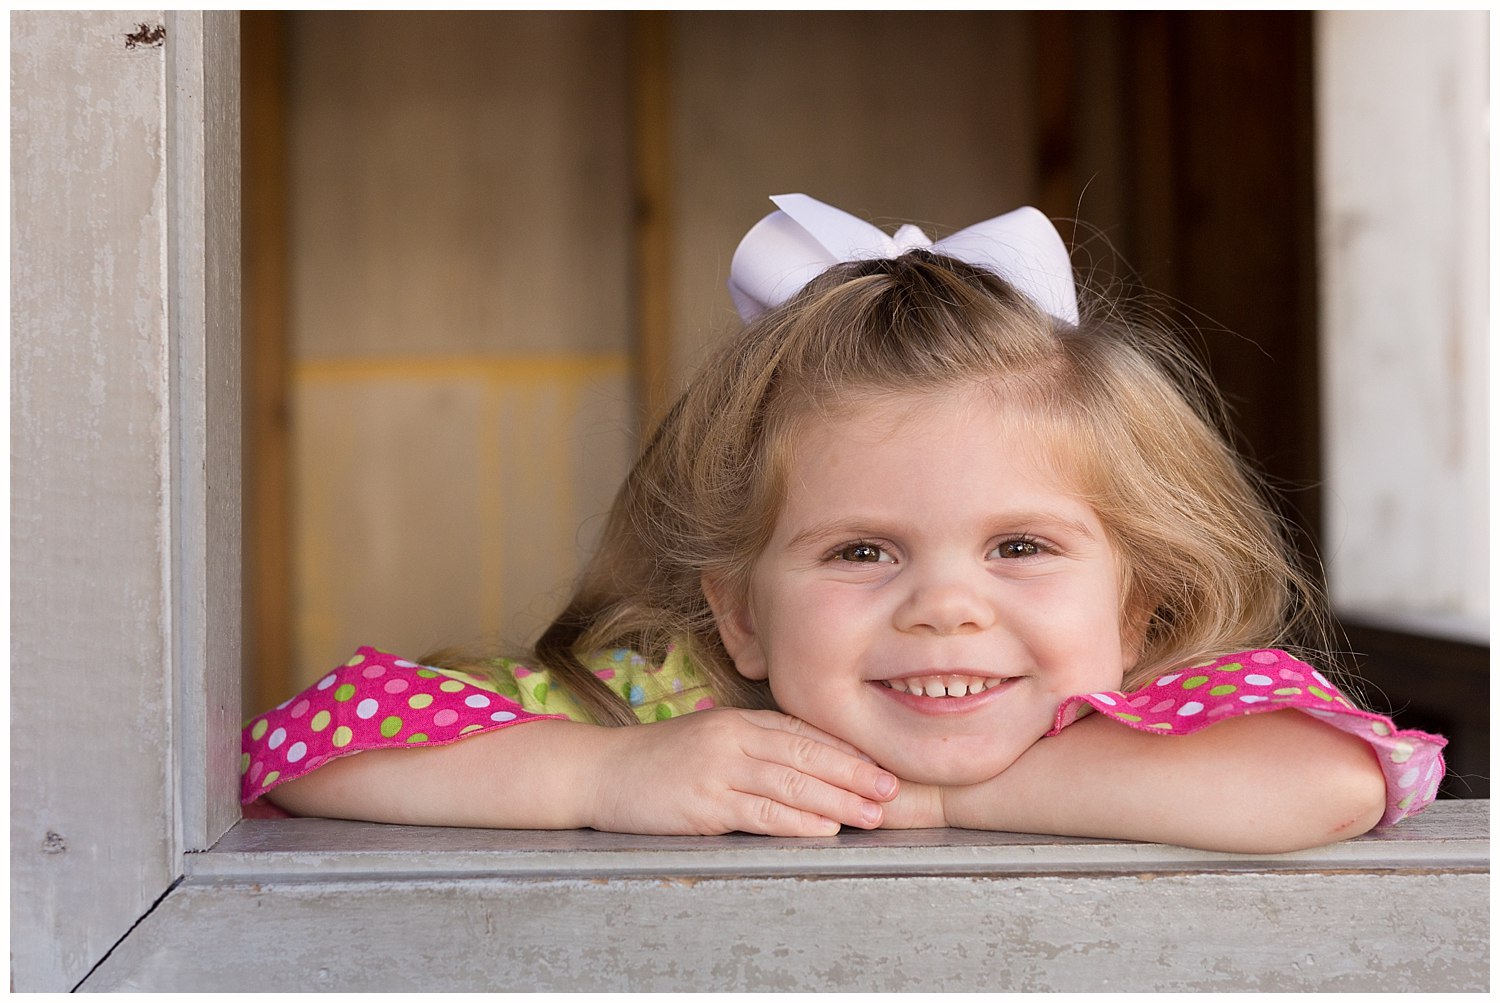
[934,782,955,829]
[879,778,949,829]
[926,755,1027,832]
[489,719,615,830]
[936,780,982,831]
[563,722,619,831]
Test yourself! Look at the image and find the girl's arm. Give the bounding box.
[266,708,900,837]
[881,709,1388,853]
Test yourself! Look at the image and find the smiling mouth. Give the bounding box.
[878,674,1013,699]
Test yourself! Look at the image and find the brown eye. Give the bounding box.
[836,542,887,563]
[995,538,1041,559]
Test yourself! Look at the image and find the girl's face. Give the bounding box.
[710,387,1133,786]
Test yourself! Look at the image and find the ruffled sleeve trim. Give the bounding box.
[241,647,564,805]
[1046,648,1447,827]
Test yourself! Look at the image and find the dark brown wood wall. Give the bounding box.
[1035,12,1321,557]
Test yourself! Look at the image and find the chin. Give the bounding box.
[885,748,1023,787]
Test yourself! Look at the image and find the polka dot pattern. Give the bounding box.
[1048,648,1448,827]
[485,645,719,725]
[241,646,561,805]
[246,645,1446,833]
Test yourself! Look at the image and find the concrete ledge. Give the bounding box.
[84,801,1488,991]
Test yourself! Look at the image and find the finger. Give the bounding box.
[724,789,844,838]
[737,710,876,762]
[742,725,899,804]
[732,760,887,831]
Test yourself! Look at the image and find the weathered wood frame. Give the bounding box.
[81,804,1492,991]
[9,11,1488,993]
[11,10,240,990]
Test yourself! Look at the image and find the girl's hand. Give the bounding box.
[267,713,896,835]
[585,708,900,836]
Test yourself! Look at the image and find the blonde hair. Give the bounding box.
[470,251,1327,725]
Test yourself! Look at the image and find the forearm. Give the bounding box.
[907,710,1388,852]
[266,708,900,836]
[266,719,603,829]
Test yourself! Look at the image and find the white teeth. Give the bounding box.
[881,675,1008,697]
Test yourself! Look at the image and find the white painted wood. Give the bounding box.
[11,11,177,990]
[81,803,1488,991]
[83,873,1490,992]
[10,11,239,990]
[1315,12,1489,641]
[197,799,1488,880]
[166,8,243,856]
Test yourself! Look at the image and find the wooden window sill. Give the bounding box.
[84,800,1487,991]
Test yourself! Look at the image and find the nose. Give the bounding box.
[892,566,996,635]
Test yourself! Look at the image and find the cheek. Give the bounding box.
[756,578,854,642]
[1040,581,1129,689]
[757,600,838,671]
[753,591,863,702]
[1029,573,1121,632]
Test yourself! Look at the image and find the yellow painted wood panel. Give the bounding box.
[277,11,638,692]
[286,11,633,360]
[290,361,631,690]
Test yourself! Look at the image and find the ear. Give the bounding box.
[701,574,769,681]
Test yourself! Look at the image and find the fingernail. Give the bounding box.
[874,773,897,798]
[860,802,883,825]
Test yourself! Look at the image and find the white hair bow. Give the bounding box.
[727,193,1079,327]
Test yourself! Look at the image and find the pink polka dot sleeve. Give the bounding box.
[1047,648,1447,827]
[241,647,562,805]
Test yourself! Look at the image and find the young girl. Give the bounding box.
[243,194,1446,852]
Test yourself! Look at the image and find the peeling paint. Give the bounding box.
[124,23,166,49]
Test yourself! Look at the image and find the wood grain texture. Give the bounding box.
[83,802,1488,991]
[166,7,243,858]
[85,873,1489,991]
[667,11,1038,384]
[272,13,638,690]
[11,11,177,989]
[11,10,237,989]
[1030,12,1130,263]
[201,799,1488,878]
[629,11,675,430]
[286,11,633,361]
[1316,12,1489,637]
[241,12,296,715]
[290,360,632,689]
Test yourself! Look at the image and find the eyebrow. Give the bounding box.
[783,512,1100,553]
